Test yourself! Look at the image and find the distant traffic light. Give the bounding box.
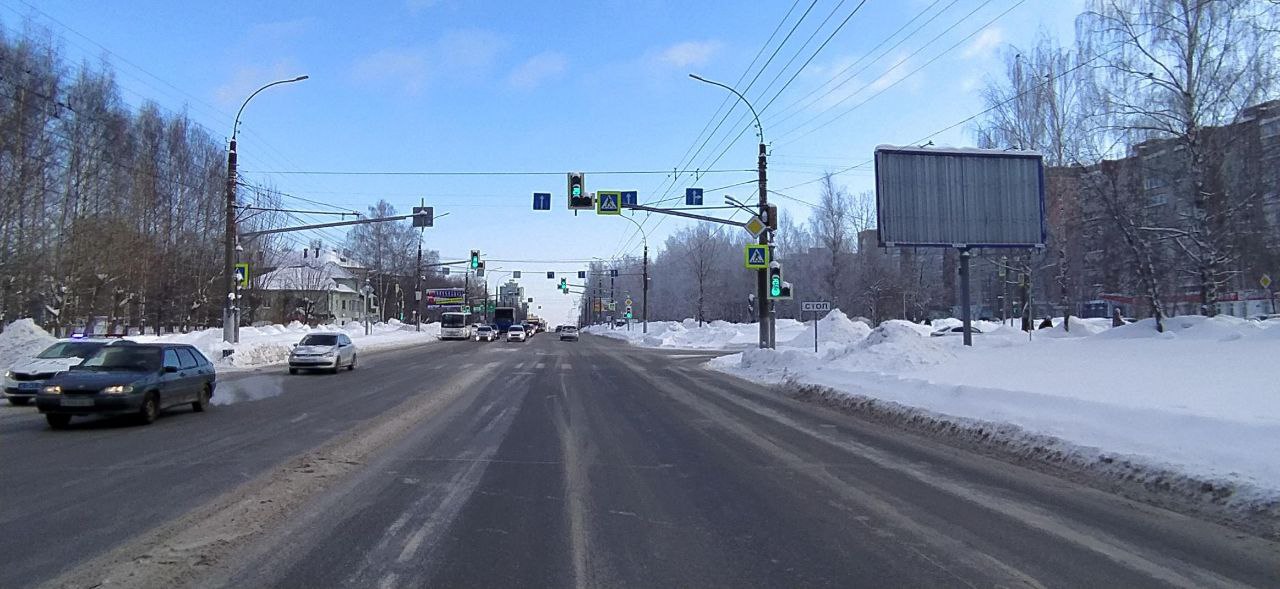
[559,278,568,293]
[469,250,480,269]
[768,263,783,298]
[568,172,591,209]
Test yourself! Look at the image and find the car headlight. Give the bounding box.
[321,350,336,357]
[102,385,134,394]
[43,385,62,395]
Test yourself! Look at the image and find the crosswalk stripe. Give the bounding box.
[535,363,546,369]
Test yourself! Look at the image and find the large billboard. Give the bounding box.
[874,145,1045,248]
[425,288,464,309]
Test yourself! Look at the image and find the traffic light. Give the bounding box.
[559,278,568,293]
[568,172,591,209]
[768,263,783,298]
[469,250,480,269]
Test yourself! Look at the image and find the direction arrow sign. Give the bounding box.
[744,215,765,237]
[1262,274,1273,289]
[744,244,769,269]
[801,301,831,313]
[532,192,552,211]
[685,187,704,206]
[597,191,622,215]
[620,190,638,207]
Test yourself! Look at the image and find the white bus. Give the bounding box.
[438,312,473,340]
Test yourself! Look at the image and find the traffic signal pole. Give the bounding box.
[689,73,772,349]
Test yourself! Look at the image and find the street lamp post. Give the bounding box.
[362,280,373,336]
[223,75,309,345]
[689,73,772,349]
[617,214,650,334]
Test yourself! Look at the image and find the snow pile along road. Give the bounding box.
[0,319,440,373]
[585,318,808,350]
[609,312,1279,512]
[0,319,57,370]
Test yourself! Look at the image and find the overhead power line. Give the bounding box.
[237,168,755,177]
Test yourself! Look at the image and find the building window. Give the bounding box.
[1261,117,1280,140]
[341,300,347,311]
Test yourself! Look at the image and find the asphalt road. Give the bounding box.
[1,332,1277,588]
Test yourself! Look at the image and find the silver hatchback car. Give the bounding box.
[288,333,357,374]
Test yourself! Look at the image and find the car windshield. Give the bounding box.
[80,347,161,371]
[477,327,491,332]
[509,326,523,331]
[563,327,577,332]
[300,334,339,346]
[37,341,107,359]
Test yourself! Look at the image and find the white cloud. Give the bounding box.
[656,40,722,69]
[351,48,432,95]
[962,27,1004,60]
[507,52,568,90]
[347,28,506,95]
[214,59,306,107]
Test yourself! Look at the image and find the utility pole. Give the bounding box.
[415,198,424,332]
[689,73,772,349]
[610,271,615,329]
[643,243,649,334]
[223,75,308,345]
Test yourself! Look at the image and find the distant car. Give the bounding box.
[475,325,497,342]
[506,325,527,342]
[1258,314,1280,322]
[930,326,984,337]
[288,333,357,374]
[559,326,579,341]
[4,337,113,406]
[36,342,216,429]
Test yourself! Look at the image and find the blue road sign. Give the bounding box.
[620,190,638,207]
[597,191,622,215]
[533,192,552,210]
[547,271,555,279]
[685,187,704,206]
[744,244,769,269]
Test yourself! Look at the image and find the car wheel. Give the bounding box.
[9,397,30,406]
[331,361,341,375]
[46,414,71,429]
[137,392,159,425]
[192,384,211,413]
[289,367,298,375]
[348,354,357,371]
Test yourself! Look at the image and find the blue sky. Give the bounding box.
[4,0,1083,324]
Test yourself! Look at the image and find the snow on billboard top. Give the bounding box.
[874,145,1045,248]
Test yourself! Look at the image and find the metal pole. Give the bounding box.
[642,243,649,334]
[759,141,772,349]
[960,248,973,346]
[222,76,307,345]
[610,273,615,329]
[813,310,818,353]
[222,138,237,344]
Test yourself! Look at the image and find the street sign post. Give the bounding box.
[597,191,622,215]
[620,191,638,207]
[744,215,766,238]
[744,244,769,269]
[685,188,704,205]
[801,301,831,353]
[234,263,250,288]
[533,192,552,211]
[1262,274,1272,289]
[1264,274,1275,313]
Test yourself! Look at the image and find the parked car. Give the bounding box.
[930,326,984,337]
[4,337,113,406]
[288,333,357,374]
[36,342,216,429]
[506,325,527,342]
[475,325,497,342]
[559,326,579,342]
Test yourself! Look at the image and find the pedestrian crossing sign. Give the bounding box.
[744,244,769,269]
[596,191,622,215]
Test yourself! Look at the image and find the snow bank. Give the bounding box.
[0,319,439,373]
[709,314,1280,509]
[0,319,57,370]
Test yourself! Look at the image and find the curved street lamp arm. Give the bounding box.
[233,75,310,141]
[689,73,763,145]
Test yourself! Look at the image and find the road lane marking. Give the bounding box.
[288,412,309,424]
[535,362,546,369]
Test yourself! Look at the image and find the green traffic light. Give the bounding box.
[770,276,782,297]
[572,186,581,197]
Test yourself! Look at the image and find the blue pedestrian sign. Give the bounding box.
[744,244,769,269]
[533,192,552,210]
[620,190,638,207]
[685,187,704,206]
[596,190,622,215]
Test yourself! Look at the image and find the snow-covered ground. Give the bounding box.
[589,312,1280,508]
[0,319,441,373]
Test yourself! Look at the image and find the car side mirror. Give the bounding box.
[164,365,179,373]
